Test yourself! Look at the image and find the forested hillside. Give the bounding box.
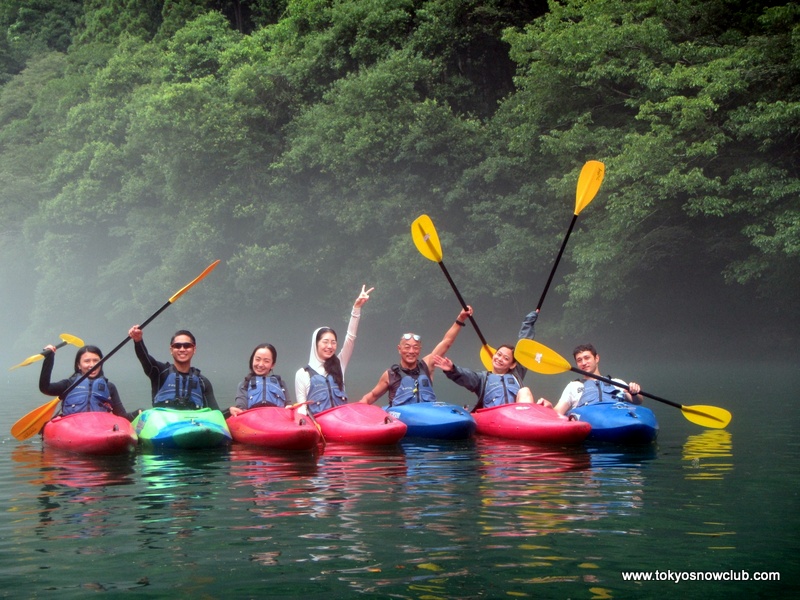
[1,0,797,356]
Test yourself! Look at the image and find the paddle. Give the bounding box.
[11,260,221,441]
[411,214,495,370]
[9,334,85,370]
[536,160,605,312]
[514,338,732,429]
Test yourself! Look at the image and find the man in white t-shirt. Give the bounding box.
[553,344,642,415]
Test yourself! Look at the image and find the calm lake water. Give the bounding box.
[1,362,798,599]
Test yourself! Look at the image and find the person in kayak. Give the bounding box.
[229,343,289,416]
[430,310,552,410]
[127,326,220,410]
[294,285,373,415]
[358,305,474,407]
[552,344,642,415]
[38,344,140,420]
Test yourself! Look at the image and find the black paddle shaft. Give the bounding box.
[569,365,727,421]
[537,214,578,312]
[56,300,172,400]
[436,261,491,348]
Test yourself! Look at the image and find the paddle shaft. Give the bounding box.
[435,261,491,350]
[536,214,578,311]
[55,300,172,400]
[571,366,724,421]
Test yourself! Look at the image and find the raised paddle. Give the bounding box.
[11,260,221,441]
[514,338,732,429]
[9,333,85,370]
[412,214,495,370]
[536,160,605,312]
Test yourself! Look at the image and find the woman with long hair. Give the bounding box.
[294,285,373,415]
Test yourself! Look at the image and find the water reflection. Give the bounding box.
[228,444,320,522]
[308,443,408,522]
[10,444,136,538]
[133,449,229,550]
[472,439,659,540]
[473,438,592,537]
[682,429,733,480]
[11,444,136,489]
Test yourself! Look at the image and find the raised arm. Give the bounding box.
[338,284,373,373]
[514,309,539,380]
[38,348,69,397]
[423,306,473,373]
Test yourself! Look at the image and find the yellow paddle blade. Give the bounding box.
[514,339,571,375]
[479,344,496,371]
[575,160,605,215]
[11,398,61,441]
[681,405,732,429]
[59,333,85,347]
[411,215,443,263]
[9,353,45,370]
[168,259,220,303]
[8,333,86,370]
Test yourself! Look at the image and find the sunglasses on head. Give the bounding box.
[171,342,195,349]
[401,334,421,341]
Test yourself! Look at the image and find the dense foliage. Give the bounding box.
[1,0,797,351]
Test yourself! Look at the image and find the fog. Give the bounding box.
[3,256,796,410]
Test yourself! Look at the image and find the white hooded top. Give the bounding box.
[294,307,361,405]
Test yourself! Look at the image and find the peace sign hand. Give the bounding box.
[354,285,374,308]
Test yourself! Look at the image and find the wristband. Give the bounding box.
[455,320,466,327]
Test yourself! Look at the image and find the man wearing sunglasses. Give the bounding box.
[359,306,473,407]
[128,325,220,410]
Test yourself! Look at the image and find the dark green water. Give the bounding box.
[1,363,798,599]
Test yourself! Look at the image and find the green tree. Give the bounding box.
[490,0,800,331]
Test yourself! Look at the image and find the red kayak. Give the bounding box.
[226,406,321,450]
[313,403,407,445]
[472,403,591,444]
[42,412,138,455]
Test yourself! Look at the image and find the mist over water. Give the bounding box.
[3,258,795,416]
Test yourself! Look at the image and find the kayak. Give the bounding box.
[472,403,592,444]
[42,412,137,455]
[568,401,659,444]
[386,402,476,440]
[226,406,321,450]
[313,403,407,445]
[133,407,232,449]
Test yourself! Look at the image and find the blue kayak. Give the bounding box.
[568,402,658,444]
[133,407,232,449]
[386,402,476,440]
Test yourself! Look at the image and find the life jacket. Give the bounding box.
[388,361,436,406]
[61,376,113,415]
[245,375,287,408]
[304,366,347,414]
[478,372,521,409]
[153,365,206,409]
[576,377,627,407]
